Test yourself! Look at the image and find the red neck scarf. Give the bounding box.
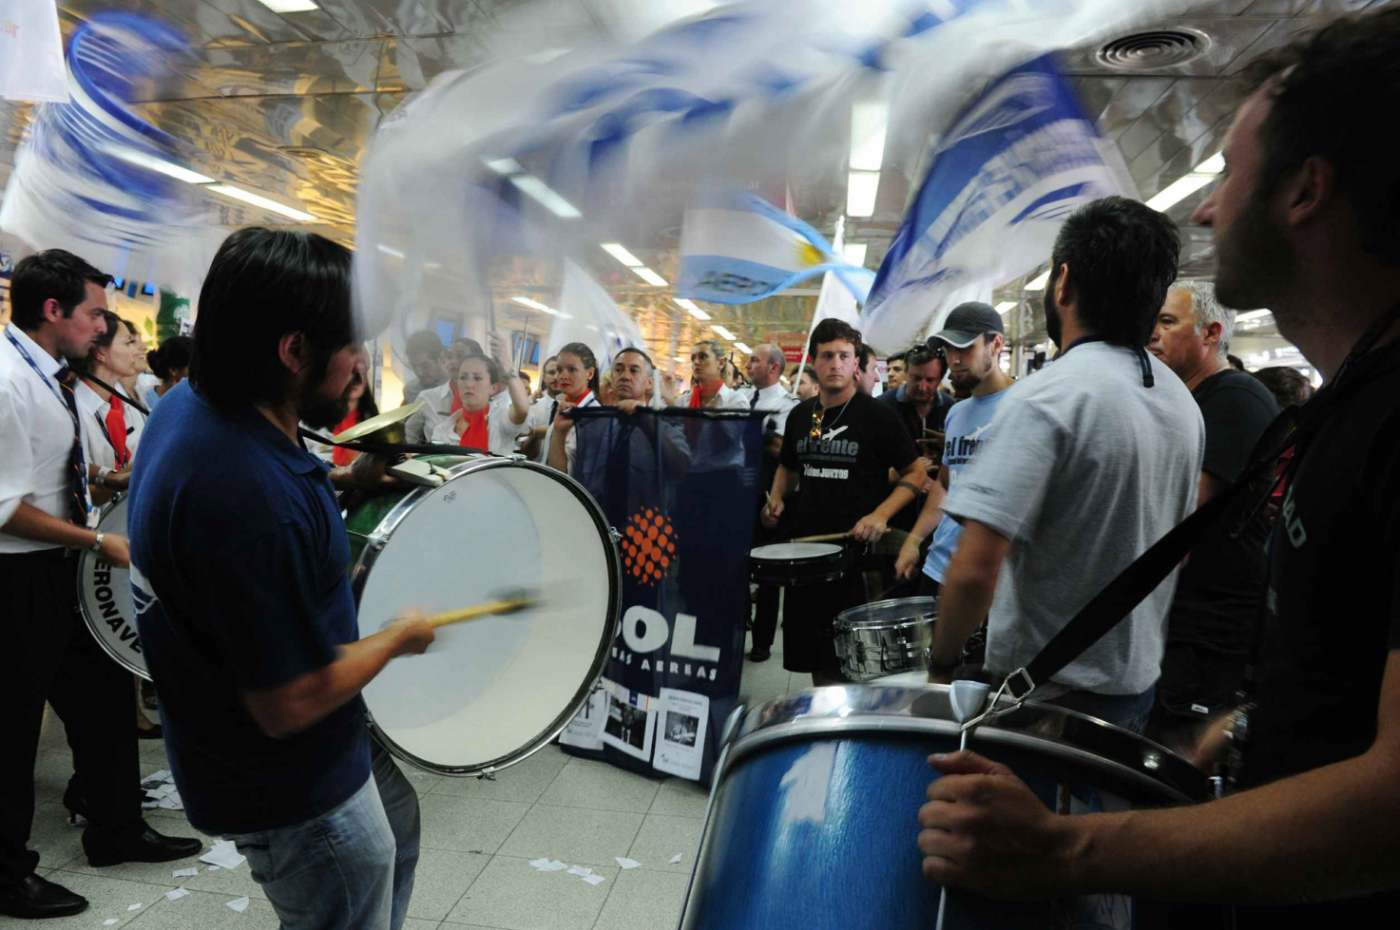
[688,380,723,408]
[331,410,360,466]
[104,391,131,469]
[567,389,593,407]
[456,406,490,450]
[448,382,464,417]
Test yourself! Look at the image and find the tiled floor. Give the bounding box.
[7,632,809,930]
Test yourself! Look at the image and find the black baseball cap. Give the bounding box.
[927,302,1004,349]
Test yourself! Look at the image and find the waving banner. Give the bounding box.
[560,407,764,784]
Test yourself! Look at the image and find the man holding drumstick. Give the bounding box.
[128,228,435,930]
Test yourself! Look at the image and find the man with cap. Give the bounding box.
[895,305,1015,624]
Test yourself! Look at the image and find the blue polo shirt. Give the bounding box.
[128,382,369,836]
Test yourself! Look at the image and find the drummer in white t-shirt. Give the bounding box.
[430,334,530,455]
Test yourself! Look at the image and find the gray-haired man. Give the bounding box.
[1146,279,1279,750]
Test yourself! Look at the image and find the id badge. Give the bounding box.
[86,507,101,529]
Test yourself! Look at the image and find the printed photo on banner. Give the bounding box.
[600,682,656,761]
[653,688,709,781]
[559,686,608,751]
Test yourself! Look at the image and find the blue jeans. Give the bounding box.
[1043,686,1156,736]
[227,743,420,930]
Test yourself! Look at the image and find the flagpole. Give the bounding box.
[793,216,845,396]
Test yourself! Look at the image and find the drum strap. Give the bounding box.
[999,300,1400,708]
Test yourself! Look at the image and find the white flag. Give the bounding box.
[0,1,66,103]
[544,260,648,371]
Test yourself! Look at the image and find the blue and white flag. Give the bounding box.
[860,54,1133,351]
[677,189,875,306]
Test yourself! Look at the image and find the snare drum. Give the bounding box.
[346,455,621,776]
[834,596,936,681]
[77,495,149,680]
[749,542,848,587]
[680,686,1226,929]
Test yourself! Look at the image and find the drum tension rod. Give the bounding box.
[957,667,1035,734]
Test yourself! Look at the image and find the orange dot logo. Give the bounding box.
[621,509,678,587]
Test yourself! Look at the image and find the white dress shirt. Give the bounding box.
[747,382,798,437]
[75,380,146,472]
[0,326,85,553]
[405,380,453,445]
[542,391,600,474]
[677,383,749,410]
[430,405,529,455]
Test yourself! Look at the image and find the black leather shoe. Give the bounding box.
[86,827,203,867]
[748,648,771,662]
[0,873,88,919]
[136,722,164,740]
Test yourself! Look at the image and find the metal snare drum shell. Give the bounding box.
[834,596,937,682]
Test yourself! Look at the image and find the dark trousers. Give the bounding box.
[0,549,144,885]
[752,585,779,652]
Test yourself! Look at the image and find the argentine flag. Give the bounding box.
[860,54,1134,350]
[677,189,875,306]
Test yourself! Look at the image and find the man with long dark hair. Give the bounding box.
[128,228,435,930]
[919,9,1400,922]
[929,196,1203,732]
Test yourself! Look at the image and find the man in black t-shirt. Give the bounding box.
[915,11,1400,924]
[764,319,923,684]
[1146,280,1279,749]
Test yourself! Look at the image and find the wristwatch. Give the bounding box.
[90,531,105,554]
[95,466,113,489]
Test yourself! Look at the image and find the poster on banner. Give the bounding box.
[600,681,657,762]
[559,686,608,752]
[559,406,764,785]
[654,688,709,781]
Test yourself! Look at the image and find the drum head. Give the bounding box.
[750,542,843,561]
[353,459,619,776]
[77,497,149,680]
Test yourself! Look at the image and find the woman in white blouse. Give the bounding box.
[73,311,161,738]
[430,343,531,455]
[74,312,147,503]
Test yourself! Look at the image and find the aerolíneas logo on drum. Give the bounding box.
[621,508,677,586]
[90,560,141,655]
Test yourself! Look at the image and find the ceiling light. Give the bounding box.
[511,296,560,316]
[1024,269,1050,291]
[1235,309,1271,322]
[843,242,868,266]
[850,101,888,172]
[257,0,319,12]
[376,244,405,260]
[675,298,710,321]
[101,146,213,185]
[711,325,736,340]
[1145,151,1223,212]
[674,356,686,362]
[508,175,581,218]
[847,170,880,217]
[995,301,1017,313]
[734,342,753,354]
[205,184,316,221]
[601,243,644,267]
[632,266,668,286]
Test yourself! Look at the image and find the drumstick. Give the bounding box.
[424,597,533,628]
[791,529,914,554]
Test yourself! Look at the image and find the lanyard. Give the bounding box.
[5,327,78,426]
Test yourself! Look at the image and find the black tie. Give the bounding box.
[749,390,760,410]
[550,399,559,422]
[54,367,90,526]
